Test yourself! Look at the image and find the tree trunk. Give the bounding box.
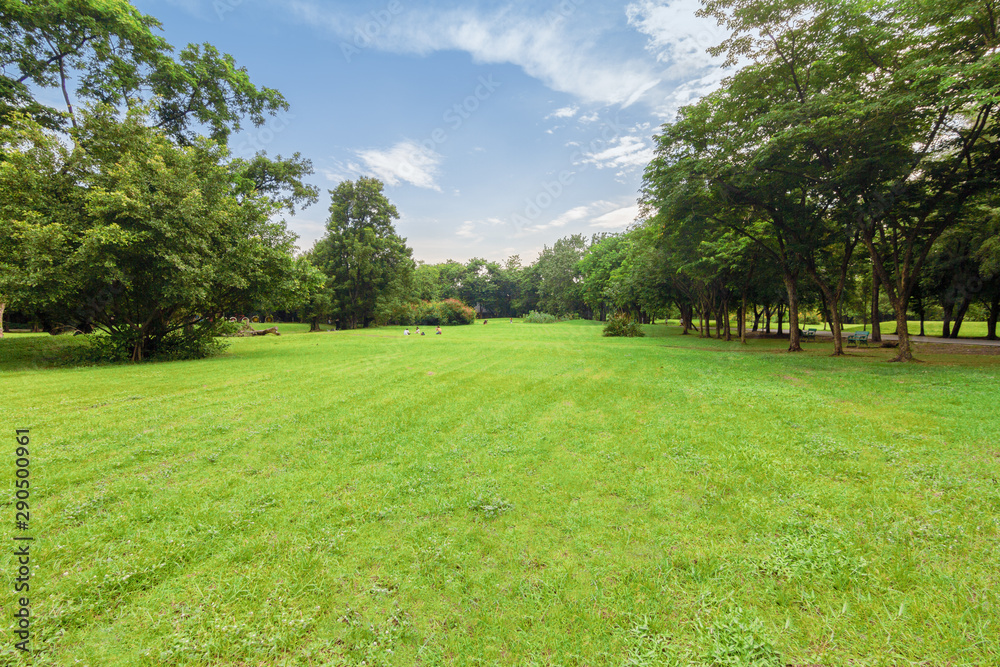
[740,295,748,344]
[752,305,762,332]
[782,274,802,352]
[889,299,914,362]
[723,300,732,342]
[765,306,772,334]
[776,305,783,338]
[941,302,953,338]
[806,271,846,356]
[987,294,999,340]
[0,301,5,338]
[949,297,972,339]
[871,270,882,343]
[309,316,321,332]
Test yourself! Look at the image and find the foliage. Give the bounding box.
[0,1,286,142]
[522,310,562,324]
[382,298,476,326]
[1,106,305,360]
[78,323,229,363]
[536,233,588,316]
[310,177,414,329]
[602,312,645,337]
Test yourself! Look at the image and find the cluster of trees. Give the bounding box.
[6,0,998,364]
[1,0,318,360]
[637,0,1000,361]
[328,0,999,360]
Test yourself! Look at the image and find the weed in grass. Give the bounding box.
[697,608,783,667]
[468,492,515,519]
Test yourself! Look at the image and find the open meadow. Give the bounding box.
[2,322,999,665]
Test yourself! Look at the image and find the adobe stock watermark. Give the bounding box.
[214,0,244,21]
[341,0,405,63]
[394,75,502,182]
[544,0,585,24]
[509,113,630,233]
[233,110,296,158]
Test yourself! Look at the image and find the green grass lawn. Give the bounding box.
[2,322,998,665]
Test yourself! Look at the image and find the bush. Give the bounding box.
[523,310,560,324]
[382,299,476,326]
[603,313,645,337]
[76,323,230,363]
[435,299,476,325]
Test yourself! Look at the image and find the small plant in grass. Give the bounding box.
[468,494,514,518]
[603,312,645,337]
[698,609,783,666]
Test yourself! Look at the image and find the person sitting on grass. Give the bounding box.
[403,329,410,336]
[483,319,488,325]
[436,326,442,335]
[415,326,421,335]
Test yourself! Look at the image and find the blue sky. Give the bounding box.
[132,0,729,263]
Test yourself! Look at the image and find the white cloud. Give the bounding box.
[337,140,443,191]
[546,106,579,120]
[524,200,622,234]
[284,2,664,107]
[626,0,727,79]
[454,216,507,243]
[590,204,641,229]
[579,135,655,171]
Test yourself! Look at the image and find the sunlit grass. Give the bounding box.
[1,321,998,665]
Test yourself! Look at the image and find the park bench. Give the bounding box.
[802,328,817,341]
[847,331,870,347]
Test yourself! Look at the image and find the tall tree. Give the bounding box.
[311,177,414,329]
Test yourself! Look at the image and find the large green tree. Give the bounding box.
[311,177,414,329]
[1,106,308,359]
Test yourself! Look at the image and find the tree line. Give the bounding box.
[637,0,1000,361]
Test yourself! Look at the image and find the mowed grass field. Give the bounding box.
[1,321,999,666]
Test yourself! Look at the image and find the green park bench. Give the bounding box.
[802,328,817,341]
[847,331,870,347]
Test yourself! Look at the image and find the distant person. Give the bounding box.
[436,326,442,335]
[415,326,421,335]
[509,317,513,323]
[403,329,410,336]
[483,320,488,325]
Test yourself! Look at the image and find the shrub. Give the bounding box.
[603,313,645,337]
[77,323,230,363]
[523,310,560,324]
[382,299,475,326]
[435,299,476,325]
